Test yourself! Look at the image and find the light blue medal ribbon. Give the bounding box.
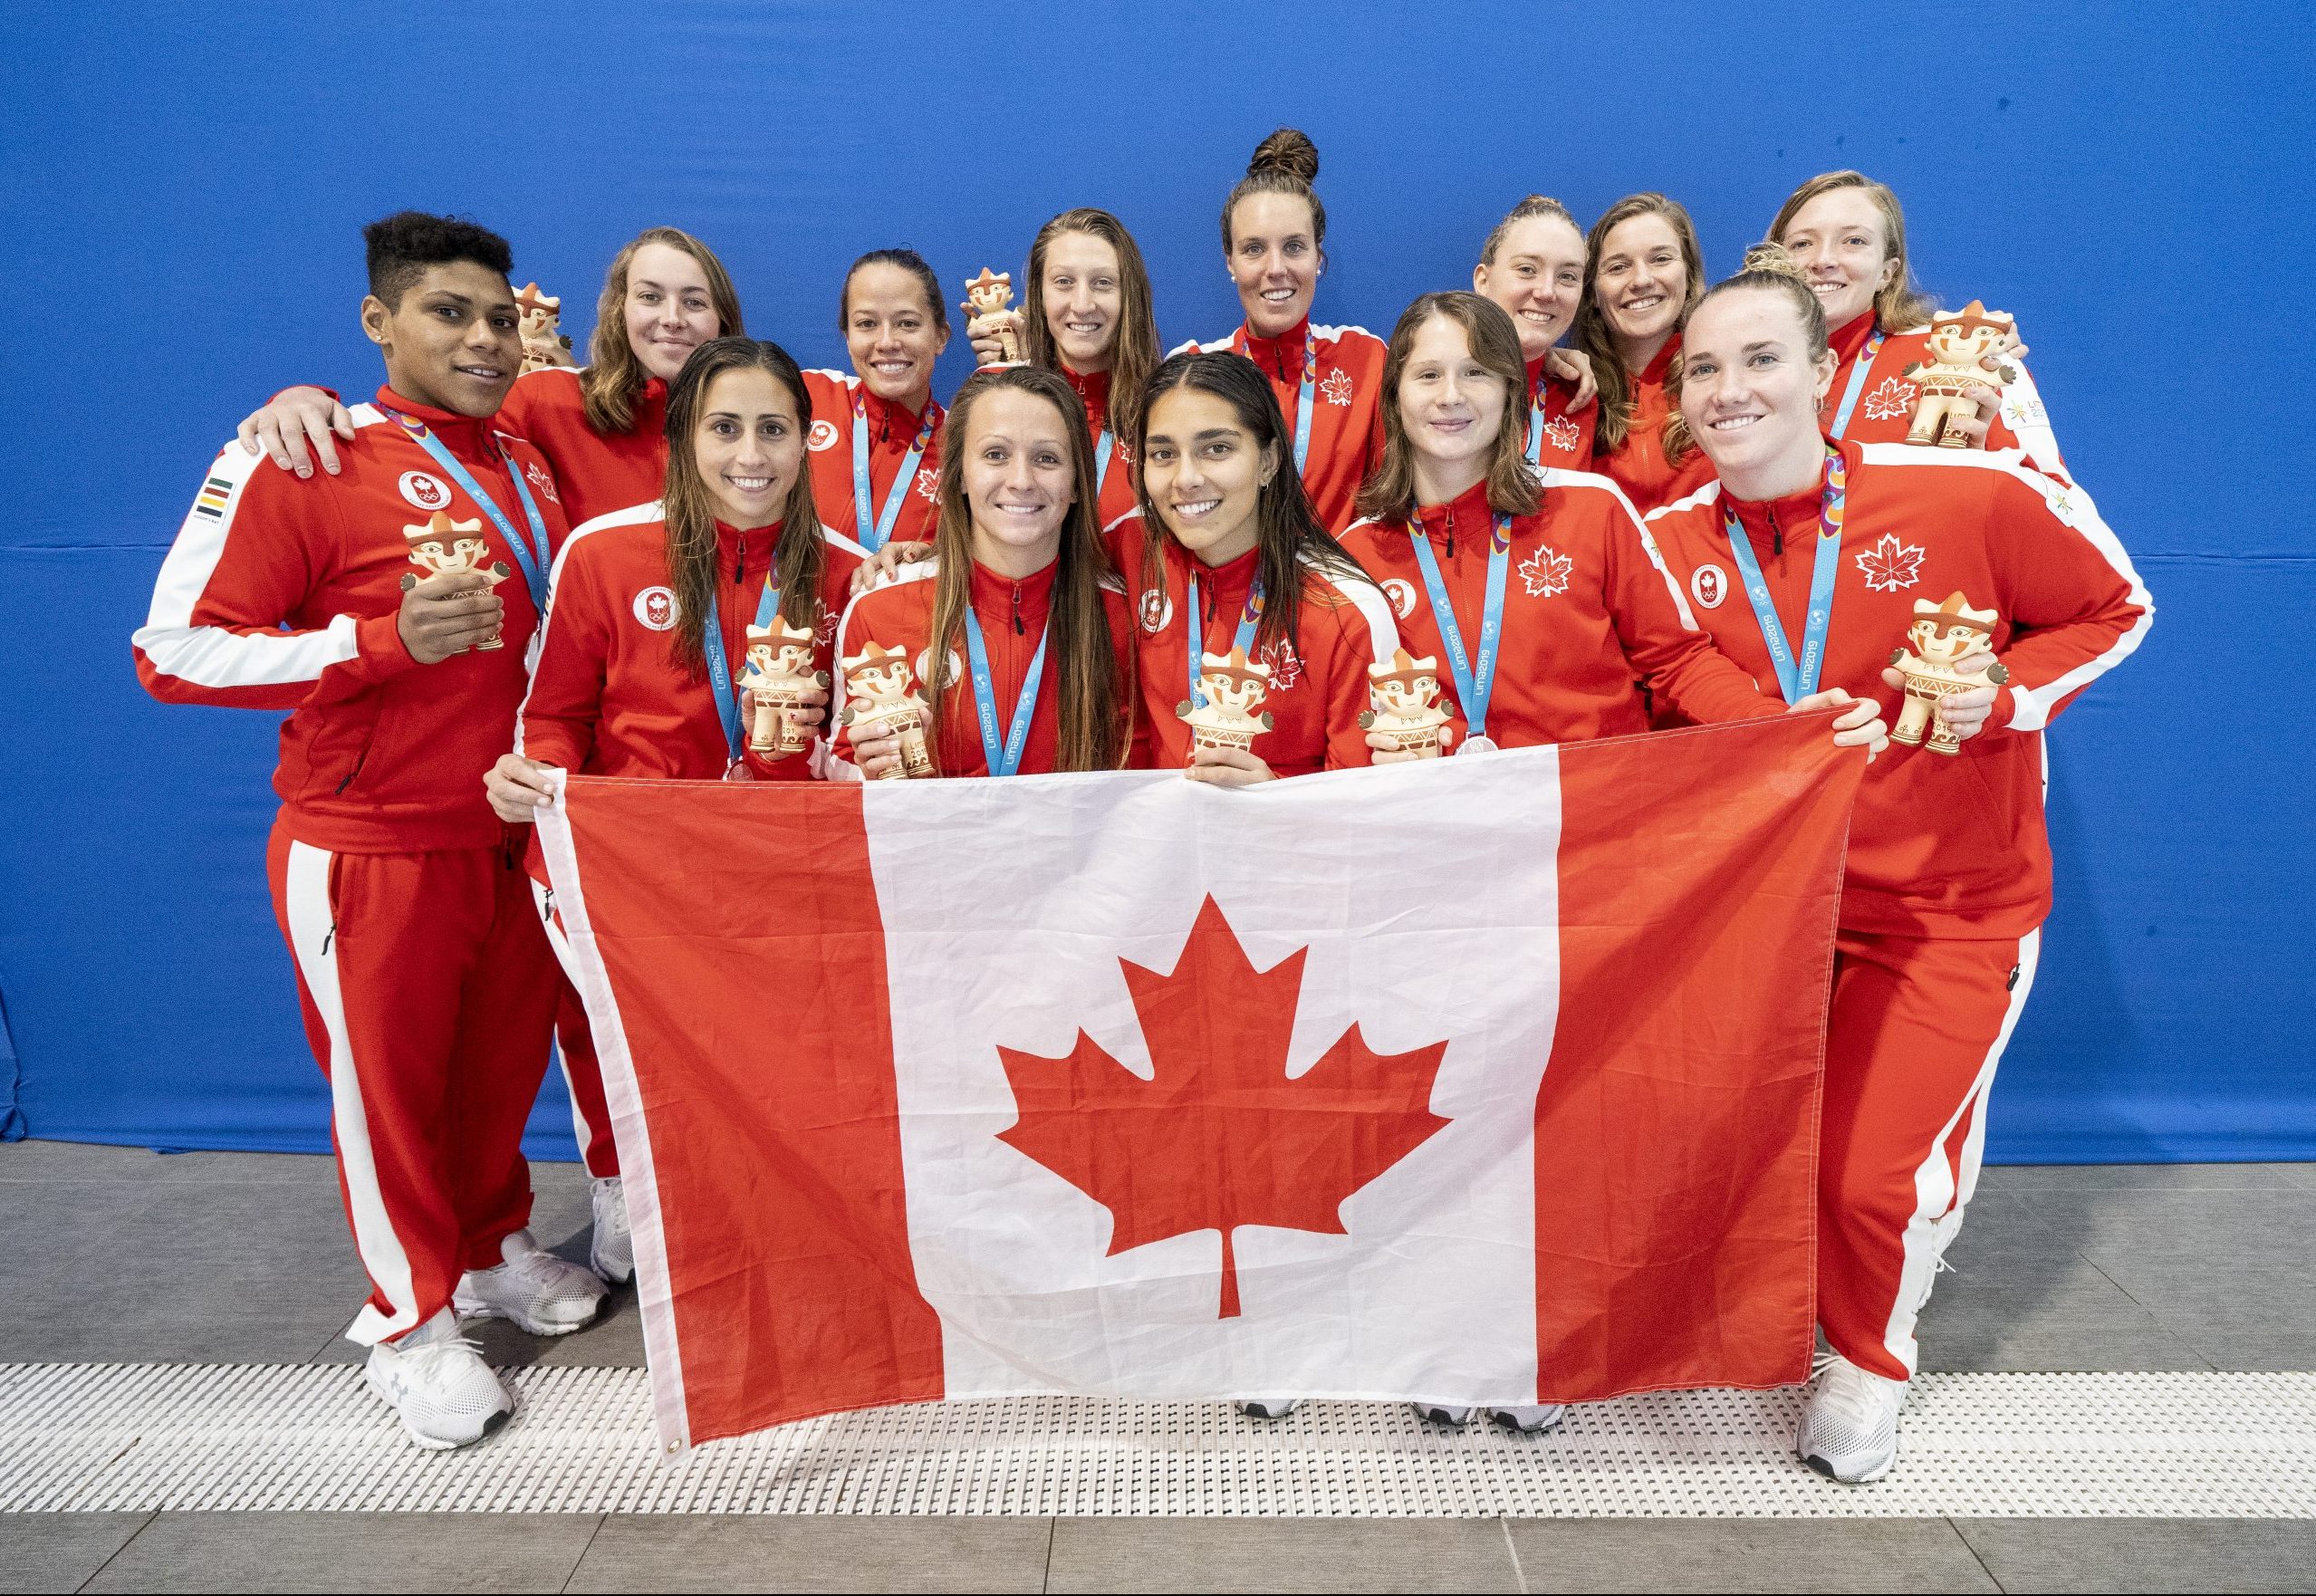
[1182,572,1265,710]
[1827,328,1887,440]
[1093,429,1117,499]
[1524,396,1547,466]
[962,609,1049,778]
[382,408,552,611]
[850,389,936,553]
[700,576,784,764]
[1407,514,1511,743]
[1719,447,1849,704]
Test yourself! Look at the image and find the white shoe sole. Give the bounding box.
[362,1364,514,1452]
[590,1245,634,1286]
[1801,1446,1895,1484]
[450,1290,601,1338]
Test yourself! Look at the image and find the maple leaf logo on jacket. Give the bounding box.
[1860,376,1917,421]
[1854,534,1927,593]
[1320,368,1355,408]
[996,896,1450,1319]
[1519,543,1573,599]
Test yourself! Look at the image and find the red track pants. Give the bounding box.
[268,822,558,1344]
[1820,926,2041,1380]
[532,880,620,1178]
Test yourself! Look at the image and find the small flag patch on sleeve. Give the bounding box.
[193,476,234,519]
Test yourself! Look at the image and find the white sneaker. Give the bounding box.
[1486,1404,1565,1434]
[1237,1399,1301,1419]
[1413,1403,1474,1427]
[1797,1353,1906,1483]
[455,1228,608,1336]
[363,1308,514,1451]
[591,1177,634,1284]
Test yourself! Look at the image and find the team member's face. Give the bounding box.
[1473,216,1587,362]
[1140,387,1275,564]
[1677,289,1838,481]
[1397,313,1507,481]
[624,242,721,384]
[362,261,522,418]
[1227,192,1320,340]
[963,389,1076,562]
[692,366,802,529]
[1779,188,1898,332]
[1042,232,1124,373]
[846,264,950,409]
[1593,213,1689,354]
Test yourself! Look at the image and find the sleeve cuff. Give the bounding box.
[347,610,424,683]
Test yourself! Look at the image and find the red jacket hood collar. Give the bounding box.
[1635,332,1683,389]
[1167,537,1262,605]
[1062,364,1112,428]
[1238,315,1312,382]
[1722,437,1855,549]
[374,385,500,457]
[969,554,1058,616]
[712,518,783,575]
[1830,310,1879,366]
[859,383,937,443]
[1409,478,1502,544]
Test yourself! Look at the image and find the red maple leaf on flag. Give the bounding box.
[996,896,1451,1319]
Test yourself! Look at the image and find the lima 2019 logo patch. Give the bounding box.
[1690,564,1729,610]
[633,586,677,631]
[399,472,452,512]
[807,418,841,453]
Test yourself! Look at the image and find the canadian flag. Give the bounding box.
[538,716,1861,1450]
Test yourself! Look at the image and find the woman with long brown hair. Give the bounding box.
[233,226,745,528]
[1119,349,1398,784]
[833,364,1137,778]
[1767,169,2066,475]
[800,248,954,553]
[481,337,865,1282]
[1571,194,1714,513]
[964,207,1163,528]
[1177,128,1386,533]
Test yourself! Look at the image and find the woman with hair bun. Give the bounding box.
[966,207,1163,529]
[1178,129,1386,533]
[1646,245,2149,1485]
[1769,170,2067,476]
[1572,193,1714,513]
[1470,195,1599,471]
[800,248,954,553]
[233,226,745,528]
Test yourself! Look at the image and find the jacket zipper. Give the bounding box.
[1012,582,1024,636]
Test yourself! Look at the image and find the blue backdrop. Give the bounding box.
[4,2,2309,1162]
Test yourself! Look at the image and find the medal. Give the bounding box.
[1458,734,1498,755]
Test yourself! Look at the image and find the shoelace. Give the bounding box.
[1810,1354,1896,1433]
[398,1328,486,1374]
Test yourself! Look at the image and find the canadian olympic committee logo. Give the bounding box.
[632,586,677,631]
[1690,564,1729,610]
[399,472,452,512]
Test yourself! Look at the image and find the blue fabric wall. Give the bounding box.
[3,2,2308,1161]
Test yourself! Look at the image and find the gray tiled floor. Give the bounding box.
[5,1142,2314,1592]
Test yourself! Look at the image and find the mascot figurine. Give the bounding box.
[739,615,828,757]
[1901,300,2017,448]
[514,282,576,376]
[962,267,1025,364]
[1889,591,2009,755]
[1358,648,1451,757]
[1178,645,1276,755]
[837,639,936,779]
[399,512,509,649]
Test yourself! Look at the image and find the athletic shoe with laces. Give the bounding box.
[1486,1404,1565,1434]
[1796,1352,1906,1483]
[363,1308,514,1451]
[590,1177,634,1284]
[1413,1403,1474,1427]
[454,1228,608,1336]
[1236,1399,1301,1419]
